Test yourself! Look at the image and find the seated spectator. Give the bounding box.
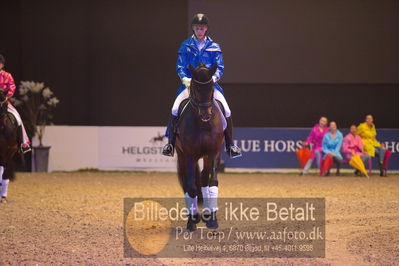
[357,115,387,176]
[342,125,371,176]
[301,116,329,175]
[322,121,343,176]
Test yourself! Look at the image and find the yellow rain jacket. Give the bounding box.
[357,122,381,157]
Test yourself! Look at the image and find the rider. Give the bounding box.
[162,13,241,158]
[0,54,32,153]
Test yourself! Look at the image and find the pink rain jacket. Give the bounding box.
[305,124,329,160]
[342,133,365,160]
[0,70,16,98]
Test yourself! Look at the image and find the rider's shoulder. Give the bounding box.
[205,36,222,52]
[0,70,12,77]
[180,36,195,47]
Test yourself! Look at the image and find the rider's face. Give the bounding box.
[192,25,208,41]
[0,63,3,71]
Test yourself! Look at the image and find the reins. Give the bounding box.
[189,80,214,109]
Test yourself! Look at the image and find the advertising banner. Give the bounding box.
[222,128,399,170]
[99,127,177,170]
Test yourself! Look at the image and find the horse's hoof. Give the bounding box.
[0,197,7,203]
[187,213,200,231]
[204,211,218,229]
[187,221,197,232]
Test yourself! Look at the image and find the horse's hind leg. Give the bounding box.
[195,162,203,204]
[200,157,211,214]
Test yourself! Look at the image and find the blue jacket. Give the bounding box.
[322,130,343,160]
[176,35,224,96]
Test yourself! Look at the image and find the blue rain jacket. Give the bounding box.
[322,130,344,160]
[176,35,225,96]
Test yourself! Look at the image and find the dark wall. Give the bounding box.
[19,0,91,125]
[1,0,399,128]
[189,0,399,83]
[2,0,186,126]
[223,83,399,128]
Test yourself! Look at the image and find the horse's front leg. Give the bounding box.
[203,154,219,229]
[0,164,7,203]
[182,156,200,231]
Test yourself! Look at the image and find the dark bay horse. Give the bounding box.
[0,90,19,203]
[176,63,225,231]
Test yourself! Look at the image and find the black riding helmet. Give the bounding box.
[191,13,209,27]
[0,54,5,64]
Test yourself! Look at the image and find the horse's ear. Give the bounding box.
[210,64,217,76]
[189,64,196,75]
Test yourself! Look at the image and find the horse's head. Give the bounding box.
[188,62,217,122]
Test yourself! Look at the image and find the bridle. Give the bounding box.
[189,77,214,109]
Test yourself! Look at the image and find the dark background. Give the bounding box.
[2,0,399,128]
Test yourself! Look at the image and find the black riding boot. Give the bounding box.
[162,115,178,157]
[336,167,341,176]
[225,117,242,158]
[17,126,23,147]
[379,162,386,177]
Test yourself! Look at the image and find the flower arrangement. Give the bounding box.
[10,81,59,146]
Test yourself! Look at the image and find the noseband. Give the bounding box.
[189,78,214,109]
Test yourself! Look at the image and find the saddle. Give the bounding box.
[5,112,18,127]
[178,99,226,116]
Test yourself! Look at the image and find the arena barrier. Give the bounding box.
[34,126,399,172]
[222,128,399,171]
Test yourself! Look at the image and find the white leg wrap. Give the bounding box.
[214,90,231,118]
[201,186,210,213]
[171,88,189,116]
[209,186,218,212]
[0,166,3,184]
[184,192,198,215]
[1,179,9,198]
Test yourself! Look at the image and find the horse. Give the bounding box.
[0,90,19,203]
[175,63,225,231]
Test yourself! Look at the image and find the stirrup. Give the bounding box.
[162,144,175,157]
[228,145,242,159]
[21,144,32,154]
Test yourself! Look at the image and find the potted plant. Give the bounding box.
[10,81,59,172]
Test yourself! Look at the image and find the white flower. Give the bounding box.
[30,82,45,93]
[19,81,31,95]
[42,87,53,99]
[19,87,29,95]
[47,97,59,107]
[38,104,47,111]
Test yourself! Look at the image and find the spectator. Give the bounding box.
[322,121,343,176]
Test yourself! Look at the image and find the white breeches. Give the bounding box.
[171,88,231,117]
[7,103,30,145]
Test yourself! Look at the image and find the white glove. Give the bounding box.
[212,76,218,83]
[182,77,191,87]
